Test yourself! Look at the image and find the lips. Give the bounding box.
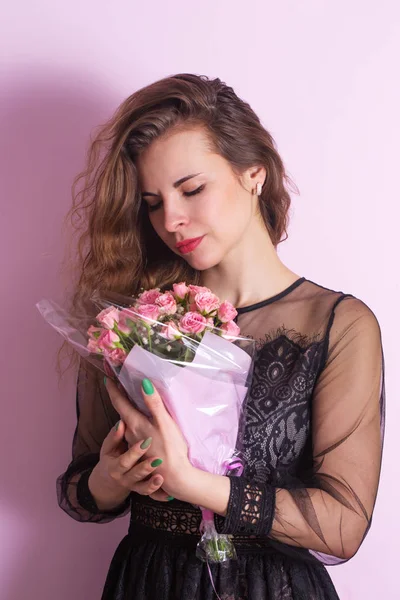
[175,235,205,255]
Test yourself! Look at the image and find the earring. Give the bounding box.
[256,182,262,196]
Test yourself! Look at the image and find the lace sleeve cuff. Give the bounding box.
[214,476,276,536]
[76,469,131,516]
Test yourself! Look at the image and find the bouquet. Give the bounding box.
[36,283,255,563]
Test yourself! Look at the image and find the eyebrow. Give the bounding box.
[141,173,203,198]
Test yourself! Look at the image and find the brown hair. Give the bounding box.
[59,72,298,372]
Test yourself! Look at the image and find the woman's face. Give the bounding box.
[136,126,263,271]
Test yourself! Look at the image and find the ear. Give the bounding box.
[240,165,266,195]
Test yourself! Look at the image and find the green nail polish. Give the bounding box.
[114,420,120,431]
[142,378,154,395]
[166,496,174,501]
[103,376,107,386]
[140,437,152,449]
[151,458,163,468]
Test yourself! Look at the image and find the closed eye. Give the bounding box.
[183,184,205,197]
[147,184,205,213]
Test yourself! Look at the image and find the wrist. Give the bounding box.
[88,463,131,512]
[175,467,231,516]
[165,463,197,499]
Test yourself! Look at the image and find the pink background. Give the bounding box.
[1,2,398,598]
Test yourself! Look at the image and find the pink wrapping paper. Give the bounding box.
[118,331,251,474]
[36,299,254,476]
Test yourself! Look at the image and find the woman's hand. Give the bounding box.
[108,382,152,448]
[105,377,194,501]
[88,420,169,510]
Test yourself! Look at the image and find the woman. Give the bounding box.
[58,73,385,599]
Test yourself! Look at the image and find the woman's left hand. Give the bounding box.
[105,377,194,502]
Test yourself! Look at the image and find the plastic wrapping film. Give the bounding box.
[36,288,256,566]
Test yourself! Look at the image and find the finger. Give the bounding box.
[101,418,126,456]
[115,437,154,475]
[141,378,170,428]
[122,456,164,486]
[149,489,175,502]
[105,377,150,434]
[133,474,165,496]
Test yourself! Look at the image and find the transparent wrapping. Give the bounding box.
[36,287,256,563]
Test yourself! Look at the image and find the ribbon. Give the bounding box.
[223,456,244,476]
[201,455,244,598]
[207,560,222,600]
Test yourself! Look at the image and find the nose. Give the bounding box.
[163,199,190,233]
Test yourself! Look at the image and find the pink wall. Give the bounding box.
[1,2,398,598]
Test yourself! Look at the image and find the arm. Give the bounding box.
[178,297,385,562]
[57,359,132,523]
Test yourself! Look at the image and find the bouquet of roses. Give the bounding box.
[36,283,255,563]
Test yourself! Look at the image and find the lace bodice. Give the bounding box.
[57,277,385,566]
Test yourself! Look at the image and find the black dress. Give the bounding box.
[57,277,386,599]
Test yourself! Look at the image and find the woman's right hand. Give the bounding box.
[89,419,169,509]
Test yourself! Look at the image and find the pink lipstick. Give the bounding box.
[176,235,204,255]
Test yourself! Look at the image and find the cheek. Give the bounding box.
[207,188,251,237]
[198,190,228,225]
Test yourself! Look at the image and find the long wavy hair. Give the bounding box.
[58,72,298,374]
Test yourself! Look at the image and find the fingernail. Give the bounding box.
[142,378,154,395]
[166,496,174,501]
[140,437,152,449]
[151,458,163,468]
[114,419,121,431]
[103,376,107,386]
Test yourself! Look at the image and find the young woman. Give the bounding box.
[58,73,385,600]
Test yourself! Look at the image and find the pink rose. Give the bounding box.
[138,288,162,304]
[136,303,160,322]
[117,308,137,334]
[194,290,220,315]
[220,320,240,340]
[188,284,210,302]
[87,337,102,353]
[97,329,120,351]
[172,282,189,300]
[155,292,177,315]
[96,306,120,329]
[88,325,103,339]
[179,311,207,335]
[161,320,182,340]
[205,317,215,330]
[106,347,128,367]
[218,300,238,323]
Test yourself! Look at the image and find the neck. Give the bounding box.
[199,218,301,308]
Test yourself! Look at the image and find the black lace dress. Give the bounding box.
[57,277,386,600]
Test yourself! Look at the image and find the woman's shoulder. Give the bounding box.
[302,277,379,318]
[302,278,383,350]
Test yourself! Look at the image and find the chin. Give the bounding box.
[183,250,223,272]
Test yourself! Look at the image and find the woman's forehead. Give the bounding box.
[136,135,225,190]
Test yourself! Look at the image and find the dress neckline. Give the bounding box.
[236,277,306,314]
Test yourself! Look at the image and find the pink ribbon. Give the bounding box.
[201,456,244,598]
[223,456,244,476]
[207,560,222,600]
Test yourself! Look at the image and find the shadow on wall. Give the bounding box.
[0,69,131,600]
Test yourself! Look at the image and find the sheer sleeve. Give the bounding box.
[216,295,385,564]
[56,359,132,523]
